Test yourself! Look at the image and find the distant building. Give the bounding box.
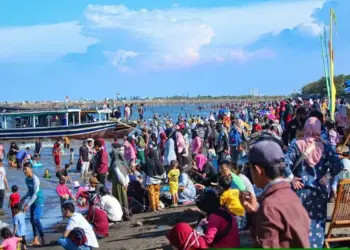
[249,88,259,96]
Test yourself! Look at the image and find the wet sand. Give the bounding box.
[1,140,349,249]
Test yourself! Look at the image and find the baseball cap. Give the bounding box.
[248,140,284,168]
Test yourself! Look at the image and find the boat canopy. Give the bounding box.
[0,109,81,117]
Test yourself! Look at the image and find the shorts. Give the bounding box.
[81,161,90,174]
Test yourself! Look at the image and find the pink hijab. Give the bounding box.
[195,154,208,172]
[296,117,324,167]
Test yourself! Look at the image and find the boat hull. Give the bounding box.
[0,122,131,140]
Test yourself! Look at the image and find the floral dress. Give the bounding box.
[284,143,343,248]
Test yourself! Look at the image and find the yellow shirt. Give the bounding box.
[168,169,180,183]
[168,169,180,194]
[220,189,245,217]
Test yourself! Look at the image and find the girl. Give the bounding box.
[168,160,180,207]
[56,176,75,218]
[0,228,22,250]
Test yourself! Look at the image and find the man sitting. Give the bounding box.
[58,202,99,249]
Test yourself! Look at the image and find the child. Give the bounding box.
[217,175,246,230]
[31,154,42,166]
[56,176,75,218]
[12,203,26,250]
[43,169,51,179]
[73,181,89,207]
[63,164,72,183]
[168,160,180,207]
[325,120,339,151]
[0,227,22,250]
[69,148,74,166]
[0,159,9,213]
[8,185,20,217]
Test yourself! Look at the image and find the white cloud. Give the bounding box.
[104,49,138,72]
[85,0,324,70]
[0,22,98,63]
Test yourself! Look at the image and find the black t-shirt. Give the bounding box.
[79,146,89,162]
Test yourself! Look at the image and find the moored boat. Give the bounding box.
[0,108,120,140]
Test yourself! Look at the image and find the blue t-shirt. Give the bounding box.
[13,212,26,237]
[15,150,27,160]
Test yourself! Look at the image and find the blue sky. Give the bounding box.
[1,0,349,101]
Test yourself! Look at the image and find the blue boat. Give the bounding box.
[0,108,120,140]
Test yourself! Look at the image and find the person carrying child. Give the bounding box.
[217,175,245,230]
[168,160,180,208]
[8,185,20,217]
[12,203,26,250]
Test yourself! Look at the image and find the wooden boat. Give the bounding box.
[0,108,119,140]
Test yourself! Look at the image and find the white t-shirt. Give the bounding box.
[0,167,6,190]
[101,195,123,222]
[66,212,99,248]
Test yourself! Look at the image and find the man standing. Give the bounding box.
[79,141,90,181]
[240,140,310,248]
[21,162,45,246]
[34,138,42,155]
[93,140,108,185]
[58,202,99,249]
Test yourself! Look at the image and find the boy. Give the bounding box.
[69,148,74,166]
[0,159,9,214]
[13,203,27,250]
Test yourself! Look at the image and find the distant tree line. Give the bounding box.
[302,74,350,97]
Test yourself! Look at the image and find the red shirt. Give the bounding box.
[202,210,240,248]
[9,193,20,208]
[87,205,109,237]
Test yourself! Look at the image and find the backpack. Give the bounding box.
[68,227,87,246]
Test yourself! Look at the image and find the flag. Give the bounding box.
[329,8,337,120]
[345,80,350,88]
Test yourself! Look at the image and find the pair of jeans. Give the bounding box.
[57,237,91,250]
[0,189,4,209]
[30,203,44,237]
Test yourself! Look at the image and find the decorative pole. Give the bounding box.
[329,8,336,120]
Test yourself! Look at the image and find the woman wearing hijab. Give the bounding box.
[178,166,196,205]
[175,125,186,167]
[124,136,136,167]
[164,129,177,169]
[167,190,239,249]
[284,117,343,248]
[191,154,217,186]
[191,129,202,156]
[166,223,208,250]
[109,143,131,221]
[142,149,166,212]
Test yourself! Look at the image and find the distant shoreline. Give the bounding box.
[1,96,284,110]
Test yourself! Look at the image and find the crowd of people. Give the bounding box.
[0,97,349,249]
